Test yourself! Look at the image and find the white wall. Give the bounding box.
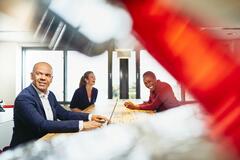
[0,42,21,105]
[0,108,14,148]
[0,1,38,105]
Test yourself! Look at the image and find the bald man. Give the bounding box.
[124,71,180,112]
[10,62,108,148]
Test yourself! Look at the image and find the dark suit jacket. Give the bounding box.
[10,85,89,148]
[70,85,98,110]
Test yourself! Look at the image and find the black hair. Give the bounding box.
[143,71,156,79]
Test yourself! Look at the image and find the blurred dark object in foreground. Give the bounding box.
[34,3,115,56]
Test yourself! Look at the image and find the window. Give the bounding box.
[22,48,192,103]
[112,51,120,98]
[112,50,136,99]
[23,49,64,101]
[139,50,181,101]
[67,51,108,103]
[128,51,136,99]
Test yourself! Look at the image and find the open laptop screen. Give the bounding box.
[107,98,118,125]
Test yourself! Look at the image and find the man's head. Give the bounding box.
[143,71,157,92]
[31,62,53,93]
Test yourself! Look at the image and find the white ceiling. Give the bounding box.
[1,0,240,42]
[0,0,37,42]
[165,0,240,40]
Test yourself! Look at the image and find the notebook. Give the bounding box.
[107,98,118,125]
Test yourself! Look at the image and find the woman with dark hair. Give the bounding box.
[70,71,98,112]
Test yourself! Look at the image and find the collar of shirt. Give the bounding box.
[31,83,50,99]
[150,80,161,95]
[32,83,54,120]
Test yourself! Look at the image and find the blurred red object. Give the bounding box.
[120,0,240,156]
[3,105,14,108]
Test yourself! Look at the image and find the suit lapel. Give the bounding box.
[28,85,47,119]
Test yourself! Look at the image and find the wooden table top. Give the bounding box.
[40,99,154,141]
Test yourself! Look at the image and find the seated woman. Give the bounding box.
[70,71,98,112]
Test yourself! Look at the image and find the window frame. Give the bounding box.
[22,47,193,104]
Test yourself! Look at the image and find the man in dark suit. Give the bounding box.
[10,62,108,148]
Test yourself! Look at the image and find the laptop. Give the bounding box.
[107,98,118,125]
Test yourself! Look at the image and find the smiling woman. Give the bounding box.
[70,71,98,112]
[66,50,108,102]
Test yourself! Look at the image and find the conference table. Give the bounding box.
[37,100,237,159]
[40,99,155,141]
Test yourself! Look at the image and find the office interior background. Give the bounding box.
[0,0,192,153]
[1,0,240,159]
[0,0,197,106]
[1,0,240,106]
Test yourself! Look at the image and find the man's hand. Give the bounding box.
[124,101,140,110]
[91,115,108,123]
[83,121,102,131]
